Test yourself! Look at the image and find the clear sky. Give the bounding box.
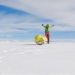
[0,0,75,41]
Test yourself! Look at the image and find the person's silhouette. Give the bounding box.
[42,24,54,44]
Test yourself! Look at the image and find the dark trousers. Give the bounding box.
[45,32,50,43]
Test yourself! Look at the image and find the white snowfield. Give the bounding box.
[0,40,75,75]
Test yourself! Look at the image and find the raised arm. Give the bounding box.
[52,25,55,27]
[50,24,55,28]
[42,24,46,28]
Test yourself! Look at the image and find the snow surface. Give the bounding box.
[0,40,75,75]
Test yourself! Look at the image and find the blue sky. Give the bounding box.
[0,0,75,41]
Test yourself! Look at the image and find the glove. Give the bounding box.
[52,25,54,27]
[42,24,44,26]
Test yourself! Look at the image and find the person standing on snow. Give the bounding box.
[42,24,54,44]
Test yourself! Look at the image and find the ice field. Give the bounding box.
[0,40,75,75]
